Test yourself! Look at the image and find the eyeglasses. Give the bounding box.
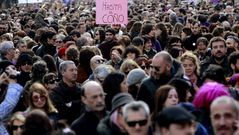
[32,95,46,103]
[150,65,160,71]
[12,125,24,130]
[126,119,148,127]
[95,59,106,64]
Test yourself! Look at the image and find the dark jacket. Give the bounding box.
[97,116,127,135]
[50,80,82,124]
[183,33,202,51]
[71,110,108,135]
[98,40,118,60]
[36,43,57,57]
[138,59,184,111]
[200,56,231,77]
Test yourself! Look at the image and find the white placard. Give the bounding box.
[18,0,43,4]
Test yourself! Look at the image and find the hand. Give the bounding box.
[4,66,19,83]
[234,120,239,135]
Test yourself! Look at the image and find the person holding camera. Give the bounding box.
[0,65,23,135]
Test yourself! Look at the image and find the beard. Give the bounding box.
[213,55,225,61]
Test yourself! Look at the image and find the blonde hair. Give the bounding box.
[120,59,140,74]
[180,51,200,75]
[29,82,57,114]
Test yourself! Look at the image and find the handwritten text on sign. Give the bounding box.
[96,0,128,24]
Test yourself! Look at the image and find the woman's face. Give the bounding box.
[164,89,178,108]
[12,119,24,135]
[126,52,136,60]
[95,30,100,40]
[182,59,196,76]
[144,40,152,51]
[148,26,156,38]
[120,77,128,93]
[32,92,46,109]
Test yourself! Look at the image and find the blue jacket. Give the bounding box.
[0,83,23,135]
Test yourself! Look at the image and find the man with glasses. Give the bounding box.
[138,51,183,111]
[71,81,107,135]
[122,101,152,135]
[88,55,107,81]
[98,28,118,60]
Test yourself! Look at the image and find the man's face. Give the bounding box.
[62,63,77,83]
[210,102,237,135]
[124,109,149,135]
[211,41,227,60]
[79,24,86,34]
[191,23,201,35]
[82,85,105,111]
[111,24,121,32]
[105,32,114,41]
[226,38,237,49]
[151,56,171,80]
[0,24,7,35]
[161,122,196,135]
[196,42,207,56]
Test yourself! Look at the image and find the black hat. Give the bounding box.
[157,106,195,128]
[111,93,134,114]
[105,28,116,35]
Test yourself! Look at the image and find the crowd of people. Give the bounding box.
[1,0,239,135]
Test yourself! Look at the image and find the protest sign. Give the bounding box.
[96,0,128,24]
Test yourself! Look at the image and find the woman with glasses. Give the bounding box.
[135,56,151,75]
[25,82,58,128]
[42,73,57,92]
[9,112,25,135]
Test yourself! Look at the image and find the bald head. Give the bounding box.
[153,51,173,66]
[81,81,105,111]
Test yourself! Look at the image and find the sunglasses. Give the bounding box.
[95,59,106,64]
[32,95,46,103]
[127,119,148,127]
[12,125,24,130]
[141,65,150,70]
[150,65,160,71]
[47,79,56,84]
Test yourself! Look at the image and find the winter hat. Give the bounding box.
[157,106,195,128]
[105,28,116,35]
[126,68,148,86]
[110,93,134,114]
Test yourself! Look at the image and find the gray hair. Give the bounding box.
[210,96,239,117]
[59,60,75,72]
[122,101,150,121]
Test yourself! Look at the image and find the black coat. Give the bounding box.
[50,80,82,124]
[138,59,184,111]
[98,40,118,60]
[97,116,128,135]
[71,110,108,135]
